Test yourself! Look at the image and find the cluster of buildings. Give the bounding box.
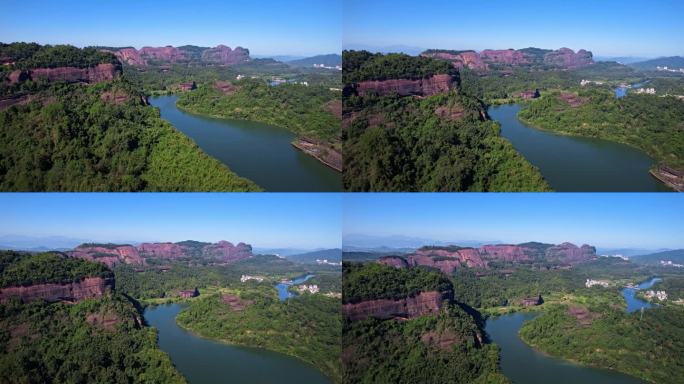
[297,284,320,294]
[660,260,684,268]
[324,292,342,298]
[236,74,259,80]
[643,290,668,301]
[600,254,629,260]
[313,63,342,70]
[580,79,605,86]
[634,87,656,94]
[586,279,610,288]
[241,274,265,283]
[656,66,684,73]
[316,258,341,266]
[268,77,309,87]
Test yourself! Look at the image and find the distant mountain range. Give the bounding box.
[286,54,341,68]
[628,56,684,70]
[286,248,342,264]
[630,249,684,264]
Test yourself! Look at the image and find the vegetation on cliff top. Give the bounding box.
[176,285,342,382]
[518,88,684,171]
[343,262,452,304]
[343,50,453,83]
[0,251,111,288]
[0,42,120,71]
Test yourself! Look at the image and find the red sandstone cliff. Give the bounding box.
[6,63,119,86]
[423,47,593,71]
[543,48,593,69]
[545,242,596,264]
[201,45,250,65]
[0,277,113,303]
[342,290,450,321]
[68,240,253,266]
[354,74,454,97]
[377,256,410,269]
[139,46,186,62]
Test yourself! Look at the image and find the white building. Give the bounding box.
[644,290,668,301]
[634,88,656,94]
[316,259,342,266]
[241,274,265,283]
[586,279,610,288]
[297,284,320,294]
[236,74,245,80]
[660,260,684,268]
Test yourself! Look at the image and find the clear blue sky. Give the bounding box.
[344,0,684,57]
[0,0,341,56]
[1,193,341,249]
[343,194,684,249]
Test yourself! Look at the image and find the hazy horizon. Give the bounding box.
[0,0,341,57]
[1,193,342,249]
[342,194,684,250]
[344,0,684,57]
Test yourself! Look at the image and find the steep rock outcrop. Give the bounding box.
[354,74,454,97]
[376,255,410,269]
[138,242,185,259]
[68,244,143,268]
[543,48,593,69]
[139,46,186,62]
[201,45,250,65]
[0,277,113,303]
[114,48,147,66]
[408,247,486,274]
[202,241,253,262]
[545,242,596,264]
[342,290,451,321]
[7,63,119,85]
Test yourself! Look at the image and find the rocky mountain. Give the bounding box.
[351,73,455,97]
[378,242,597,274]
[105,44,251,66]
[0,276,113,303]
[5,63,120,85]
[422,47,594,71]
[68,240,253,267]
[342,290,451,321]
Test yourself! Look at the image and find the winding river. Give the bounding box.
[275,273,315,301]
[145,301,330,384]
[487,277,663,383]
[149,95,341,192]
[488,104,670,191]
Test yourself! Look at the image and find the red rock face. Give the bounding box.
[543,48,593,69]
[69,241,253,266]
[479,244,533,262]
[201,45,250,65]
[8,63,119,85]
[376,256,409,269]
[0,277,113,303]
[480,49,528,65]
[202,241,253,262]
[545,242,596,264]
[342,291,450,321]
[138,242,185,259]
[114,48,147,66]
[355,74,454,97]
[139,46,186,62]
[408,248,486,274]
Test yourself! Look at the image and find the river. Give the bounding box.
[149,95,341,192]
[486,313,646,383]
[275,273,315,301]
[622,276,662,313]
[144,304,331,384]
[488,104,670,191]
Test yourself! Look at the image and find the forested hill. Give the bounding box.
[342,50,551,191]
[629,56,684,70]
[286,54,341,68]
[631,249,684,264]
[0,42,260,191]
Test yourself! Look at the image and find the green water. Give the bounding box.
[149,95,341,192]
[489,104,670,191]
[486,313,646,383]
[144,304,331,384]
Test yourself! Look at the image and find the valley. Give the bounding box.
[0,42,342,191]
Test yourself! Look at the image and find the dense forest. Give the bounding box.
[342,262,508,383]
[342,262,452,303]
[343,51,551,191]
[0,43,260,191]
[0,252,184,383]
[176,285,342,382]
[343,50,452,82]
[177,79,340,143]
[519,299,684,383]
[518,88,684,172]
[0,79,260,191]
[0,251,111,287]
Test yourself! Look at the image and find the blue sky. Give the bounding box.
[0,193,341,249]
[343,194,684,249]
[343,0,684,57]
[0,0,341,56]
